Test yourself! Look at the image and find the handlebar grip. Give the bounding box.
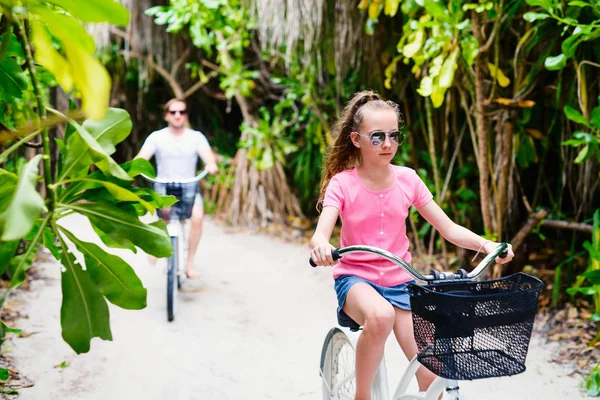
[309,248,342,267]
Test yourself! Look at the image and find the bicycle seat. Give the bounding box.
[338,310,362,332]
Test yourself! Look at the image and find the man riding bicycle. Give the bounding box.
[135,98,218,280]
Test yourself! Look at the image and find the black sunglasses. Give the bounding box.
[168,109,187,115]
[356,130,405,146]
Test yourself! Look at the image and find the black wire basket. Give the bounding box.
[408,272,543,381]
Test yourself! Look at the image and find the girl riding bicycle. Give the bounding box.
[310,90,515,400]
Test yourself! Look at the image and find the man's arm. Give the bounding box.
[135,133,156,160]
[135,148,153,160]
[198,146,218,174]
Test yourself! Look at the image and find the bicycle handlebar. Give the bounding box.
[309,243,509,282]
[140,169,209,184]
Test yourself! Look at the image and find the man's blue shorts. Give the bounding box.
[334,275,414,330]
[153,182,202,220]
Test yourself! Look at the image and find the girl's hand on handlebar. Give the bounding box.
[487,242,514,264]
[310,243,339,267]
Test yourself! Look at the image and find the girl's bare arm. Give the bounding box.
[310,206,340,266]
[416,200,514,263]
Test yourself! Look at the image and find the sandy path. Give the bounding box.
[6,215,586,399]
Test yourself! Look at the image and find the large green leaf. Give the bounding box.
[33,5,110,119]
[44,0,129,26]
[62,38,110,120]
[0,240,19,276]
[31,5,95,53]
[59,241,112,354]
[69,178,154,213]
[0,216,47,310]
[32,21,74,92]
[63,202,172,257]
[60,228,147,310]
[121,158,156,178]
[0,57,27,102]
[0,170,17,213]
[0,155,45,241]
[58,117,130,181]
[81,108,132,156]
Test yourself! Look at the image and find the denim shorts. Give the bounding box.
[154,182,202,220]
[334,275,414,329]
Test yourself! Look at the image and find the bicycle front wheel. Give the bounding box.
[320,328,384,400]
[166,236,178,322]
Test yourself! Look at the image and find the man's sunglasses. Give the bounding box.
[356,130,405,146]
[168,109,187,115]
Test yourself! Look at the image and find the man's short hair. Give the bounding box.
[163,98,186,113]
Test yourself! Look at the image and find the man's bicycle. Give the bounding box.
[310,243,542,399]
[142,170,208,322]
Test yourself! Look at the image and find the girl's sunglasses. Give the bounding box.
[356,130,405,146]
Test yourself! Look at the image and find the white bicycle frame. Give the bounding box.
[141,170,209,283]
[331,327,462,400]
[318,244,508,400]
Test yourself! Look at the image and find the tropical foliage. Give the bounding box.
[0,0,173,360]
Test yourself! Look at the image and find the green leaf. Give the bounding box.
[60,228,147,310]
[566,285,600,296]
[574,144,589,163]
[403,29,424,58]
[0,170,17,213]
[0,368,8,381]
[438,48,459,89]
[561,31,585,59]
[523,12,550,22]
[0,217,47,307]
[43,226,62,260]
[568,1,590,7]
[62,39,110,120]
[0,57,27,102]
[31,6,95,53]
[0,240,19,276]
[544,54,567,70]
[70,178,154,213]
[59,242,112,354]
[0,155,45,241]
[590,107,600,129]
[81,108,132,156]
[460,35,479,66]
[423,0,449,21]
[59,116,130,182]
[33,6,110,119]
[65,202,172,258]
[564,105,590,126]
[384,0,401,16]
[417,76,433,97]
[32,21,73,92]
[44,0,129,25]
[121,158,156,178]
[582,269,600,285]
[525,0,551,9]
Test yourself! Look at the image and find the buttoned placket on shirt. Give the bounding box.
[379,192,385,285]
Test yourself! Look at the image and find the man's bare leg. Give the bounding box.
[185,204,203,279]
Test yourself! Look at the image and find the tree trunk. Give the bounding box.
[215,32,304,227]
[471,11,493,234]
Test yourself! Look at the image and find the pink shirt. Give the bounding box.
[323,166,433,286]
